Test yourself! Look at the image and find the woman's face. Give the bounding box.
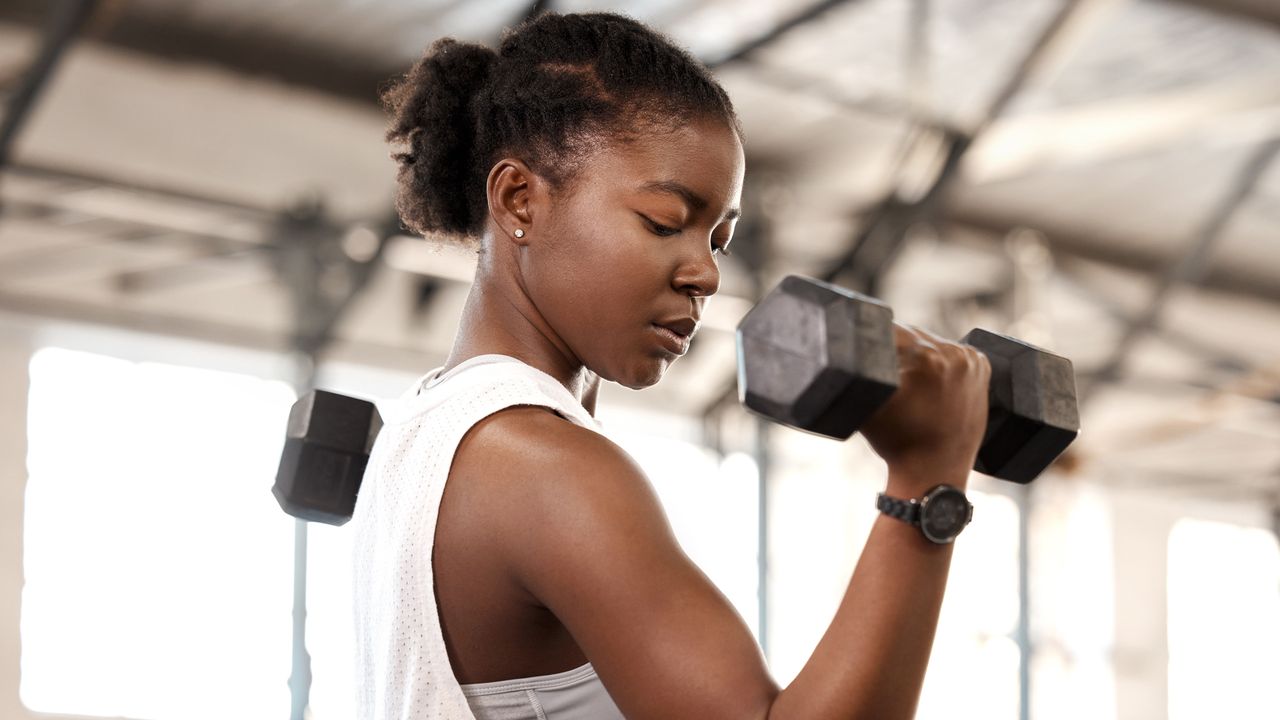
[522,117,744,390]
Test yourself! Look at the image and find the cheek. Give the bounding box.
[525,225,609,319]
[551,212,663,294]
[559,233,656,312]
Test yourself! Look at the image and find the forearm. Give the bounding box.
[766,466,966,720]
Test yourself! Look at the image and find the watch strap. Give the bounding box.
[876,492,920,525]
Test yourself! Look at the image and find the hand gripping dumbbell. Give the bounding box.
[736,275,1079,483]
[272,390,382,525]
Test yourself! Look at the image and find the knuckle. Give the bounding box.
[918,345,945,371]
[935,341,968,367]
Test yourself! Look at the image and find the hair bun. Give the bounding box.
[383,13,739,243]
[382,38,497,237]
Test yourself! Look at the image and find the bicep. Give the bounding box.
[501,428,778,720]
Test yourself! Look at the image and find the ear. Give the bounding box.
[486,157,547,245]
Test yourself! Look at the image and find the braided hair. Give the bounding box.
[381,12,741,240]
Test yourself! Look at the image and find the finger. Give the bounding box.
[894,323,940,352]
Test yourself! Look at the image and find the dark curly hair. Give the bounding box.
[381,12,741,241]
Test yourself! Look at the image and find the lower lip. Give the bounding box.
[651,324,690,355]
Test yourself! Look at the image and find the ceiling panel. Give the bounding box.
[751,0,1069,129]
[1012,0,1280,115]
[952,140,1265,272]
[11,36,394,221]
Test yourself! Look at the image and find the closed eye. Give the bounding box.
[641,213,733,257]
[640,215,681,237]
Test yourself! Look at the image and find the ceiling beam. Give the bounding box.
[6,160,283,217]
[0,0,99,173]
[964,73,1280,185]
[3,0,1274,116]
[708,0,863,68]
[829,0,1126,290]
[0,0,402,106]
[1052,256,1255,373]
[1165,0,1280,31]
[949,205,1280,305]
[1081,135,1280,397]
[0,285,432,373]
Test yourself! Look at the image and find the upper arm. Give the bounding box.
[472,410,779,720]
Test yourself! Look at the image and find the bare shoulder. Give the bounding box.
[462,404,641,468]
[453,405,776,720]
[452,404,666,541]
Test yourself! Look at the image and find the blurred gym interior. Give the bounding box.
[0,1,1277,718]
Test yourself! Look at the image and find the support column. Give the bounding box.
[754,417,770,657]
[272,201,390,719]
[286,352,318,720]
[1014,482,1031,720]
[0,316,35,718]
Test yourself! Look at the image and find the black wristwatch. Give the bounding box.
[876,484,973,544]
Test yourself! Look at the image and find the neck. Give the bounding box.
[441,250,600,416]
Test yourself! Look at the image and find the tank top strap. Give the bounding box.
[380,354,602,434]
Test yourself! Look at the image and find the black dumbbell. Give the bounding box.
[272,276,1077,525]
[736,275,1079,483]
[272,390,382,525]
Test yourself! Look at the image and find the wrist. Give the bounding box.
[885,459,972,497]
[877,484,974,545]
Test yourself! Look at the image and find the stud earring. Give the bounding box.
[514,228,525,238]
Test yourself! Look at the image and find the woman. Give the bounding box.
[352,11,991,720]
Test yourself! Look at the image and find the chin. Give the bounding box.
[616,357,671,391]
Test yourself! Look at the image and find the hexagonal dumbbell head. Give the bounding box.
[961,329,1079,483]
[273,390,382,525]
[737,275,899,439]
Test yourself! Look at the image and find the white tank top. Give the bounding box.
[351,354,626,720]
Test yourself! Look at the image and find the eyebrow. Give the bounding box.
[639,180,742,222]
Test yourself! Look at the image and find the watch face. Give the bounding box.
[920,487,971,544]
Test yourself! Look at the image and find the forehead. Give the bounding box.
[580,118,745,208]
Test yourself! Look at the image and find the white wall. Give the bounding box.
[0,314,108,719]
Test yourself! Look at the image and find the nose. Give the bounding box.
[673,243,720,299]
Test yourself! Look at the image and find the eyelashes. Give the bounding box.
[641,215,733,257]
[646,219,681,237]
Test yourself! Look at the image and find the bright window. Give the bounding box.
[21,346,296,719]
[918,490,1021,720]
[614,433,761,637]
[1168,517,1280,720]
[765,423,1023,720]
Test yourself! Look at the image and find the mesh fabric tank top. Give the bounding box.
[351,354,626,720]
